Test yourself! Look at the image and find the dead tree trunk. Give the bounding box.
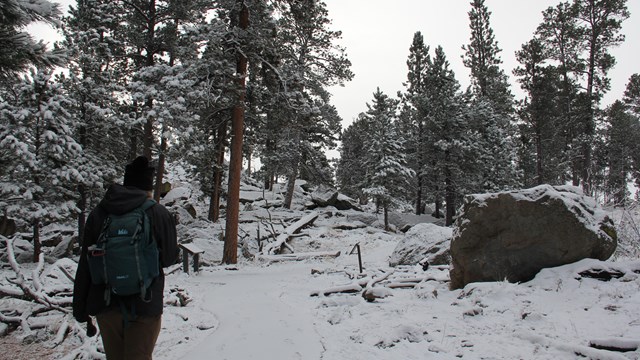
[261,212,318,255]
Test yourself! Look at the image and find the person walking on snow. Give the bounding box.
[73,156,178,360]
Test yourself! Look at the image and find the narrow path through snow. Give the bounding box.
[178,263,328,360]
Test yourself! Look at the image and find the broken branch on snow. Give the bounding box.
[261,212,319,255]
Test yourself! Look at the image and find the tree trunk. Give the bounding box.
[129,106,139,160]
[284,163,298,209]
[535,122,543,185]
[246,145,252,177]
[284,130,301,209]
[209,122,227,222]
[444,150,454,226]
[143,100,154,160]
[32,218,40,263]
[153,125,167,202]
[223,0,249,265]
[415,175,423,215]
[383,204,389,231]
[77,184,87,248]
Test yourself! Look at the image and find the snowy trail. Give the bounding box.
[177,263,328,360]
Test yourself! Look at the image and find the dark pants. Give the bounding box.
[96,310,162,360]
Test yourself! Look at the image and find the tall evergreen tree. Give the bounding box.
[535,2,583,185]
[514,38,565,186]
[422,47,470,225]
[462,0,520,193]
[336,113,369,204]
[602,100,636,204]
[622,74,640,197]
[61,0,130,246]
[399,31,431,215]
[572,0,629,193]
[362,88,414,230]
[274,0,353,209]
[461,0,513,115]
[0,69,81,261]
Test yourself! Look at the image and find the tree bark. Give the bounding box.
[223,0,249,265]
[284,162,298,209]
[383,204,389,231]
[77,184,87,250]
[415,175,423,215]
[32,218,41,263]
[444,150,455,226]
[209,121,227,222]
[153,126,167,202]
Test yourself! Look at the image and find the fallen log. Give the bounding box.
[257,251,341,263]
[589,338,640,352]
[310,283,363,297]
[261,212,319,255]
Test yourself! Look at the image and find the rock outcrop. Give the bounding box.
[308,185,362,211]
[449,185,617,289]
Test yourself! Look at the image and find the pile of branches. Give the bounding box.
[0,236,102,359]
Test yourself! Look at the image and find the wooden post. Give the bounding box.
[193,253,200,272]
[182,249,189,274]
[350,243,363,273]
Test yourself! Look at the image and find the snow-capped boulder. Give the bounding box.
[449,185,617,289]
[389,223,452,267]
[308,185,362,211]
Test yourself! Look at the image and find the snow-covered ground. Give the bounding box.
[153,215,640,360]
[2,176,640,359]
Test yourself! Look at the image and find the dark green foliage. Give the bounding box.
[0,0,66,79]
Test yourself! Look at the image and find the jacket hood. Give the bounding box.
[99,184,150,215]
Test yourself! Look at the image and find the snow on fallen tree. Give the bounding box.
[0,235,94,350]
[257,251,341,263]
[260,212,319,255]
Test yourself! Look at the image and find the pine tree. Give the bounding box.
[534,2,583,185]
[514,38,565,186]
[461,0,513,115]
[602,100,636,204]
[422,47,468,225]
[0,0,66,79]
[362,88,414,230]
[623,73,640,116]
[399,31,431,215]
[572,0,630,193]
[223,0,249,264]
[274,0,353,209]
[337,113,369,204]
[0,69,81,261]
[461,0,520,194]
[622,74,640,197]
[61,0,130,245]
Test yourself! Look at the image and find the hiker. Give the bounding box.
[73,156,178,360]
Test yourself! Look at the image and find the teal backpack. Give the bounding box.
[87,199,159,304]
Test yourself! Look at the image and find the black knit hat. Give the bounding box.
[123,156,155,191]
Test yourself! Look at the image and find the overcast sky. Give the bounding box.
[39,0,640,132]
[324,0,640,128]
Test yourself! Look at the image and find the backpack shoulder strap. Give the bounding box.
[141,199,156,211]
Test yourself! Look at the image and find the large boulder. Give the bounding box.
[308,185,362,211]
[449,185,617,289]
[389,223,452,267]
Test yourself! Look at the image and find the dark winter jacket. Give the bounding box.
[72,184,178,322]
